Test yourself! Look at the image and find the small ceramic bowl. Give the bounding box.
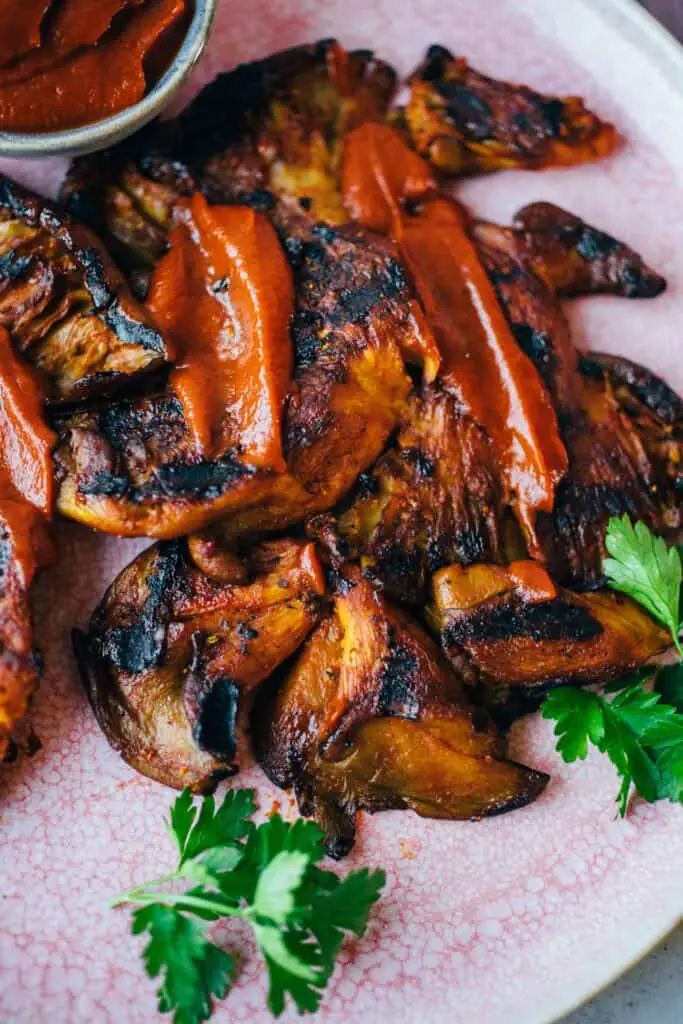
[0,0,217,159]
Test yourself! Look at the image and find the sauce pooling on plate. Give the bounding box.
[0,0,187,133]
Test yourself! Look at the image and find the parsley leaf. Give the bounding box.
[132,904,234,1024]
[604,514,682,655]
[542,677,683,814]
[114,791,385,1022]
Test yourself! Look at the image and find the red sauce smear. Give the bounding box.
[147,193,294,472]
[0,0,51,68]
[342,122,568,544]
[0,328,56,584]
[0,0,185,133]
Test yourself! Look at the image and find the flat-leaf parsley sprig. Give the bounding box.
[113,788,385,1023]
[542,515,683,814]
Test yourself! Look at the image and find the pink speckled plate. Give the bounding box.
[2,1,683,1022]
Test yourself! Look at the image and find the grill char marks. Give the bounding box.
[430,561,669,717]
[52,392,262,538]
[404,45,619,175]
[308,385,504,606]
[74,537,326,792]
[0,173,169,402]
[511,202,666,299]
[53,42,416,540]
[254,573,547,858]
[59,40,398,290]
[580,353,683,526]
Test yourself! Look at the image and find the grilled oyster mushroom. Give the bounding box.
[74,537,325,791]
[580,352,683,515]
[403,45,619,175]
[308,384,505,606]
[60,40,398,286]
[475,219,678,586]
[0,174,168,402]
[253,574,548,858]
[511,202,666,299]
[430,561,669,716]
[53,219,413,538]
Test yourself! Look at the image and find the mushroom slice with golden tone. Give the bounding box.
[74,537,326,792]
[253,574,548,858]
[429,560,669,720]
[579,352,683,522]
[403,45,619,175]
[0,174,169,403]
[0,326,57,759]
[0,502,55,761]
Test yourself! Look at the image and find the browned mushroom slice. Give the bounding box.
[429,560,669,718]
[511,202,666,298]
[60,40,398,285]
[403,44,619,175]
[0,174,169,402]
[253,574,548,858]
[580,352,683,530]
[474,220,677,586]
[308,383,505,606]
[74,537,325,792]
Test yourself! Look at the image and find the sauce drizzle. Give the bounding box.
[148,193,294,472]
[342,122,567,543]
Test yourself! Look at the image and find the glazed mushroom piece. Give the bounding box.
[428,560,669,722]
[253,572,548,858]
[74,536,326,791]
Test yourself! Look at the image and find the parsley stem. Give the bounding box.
[112,888,247,920]
[674,632,683,659]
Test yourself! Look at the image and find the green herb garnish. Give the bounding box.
[113,788,385,1023]
[542,515,683,814]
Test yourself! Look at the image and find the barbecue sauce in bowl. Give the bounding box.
[0,0,189,133]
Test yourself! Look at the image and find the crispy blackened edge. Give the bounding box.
[87,540,182,674]
[0,172,167,356]
[581,352,683,426]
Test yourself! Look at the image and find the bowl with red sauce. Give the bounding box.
[0,0,215,157]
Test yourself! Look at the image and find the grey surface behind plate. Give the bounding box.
[564,6,683,1024]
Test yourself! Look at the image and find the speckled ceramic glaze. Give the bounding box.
[2,2,683,1022]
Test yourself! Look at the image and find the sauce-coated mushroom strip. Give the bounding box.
[474,212,679,586]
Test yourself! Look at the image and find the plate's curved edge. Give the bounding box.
[585,0,683,92]
[548,914,683,1024]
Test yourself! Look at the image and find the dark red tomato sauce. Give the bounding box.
[147,193,294,472]
[0,0,187,132]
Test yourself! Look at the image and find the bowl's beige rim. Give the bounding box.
[544,5,683,1018]
[0,0,217,158]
